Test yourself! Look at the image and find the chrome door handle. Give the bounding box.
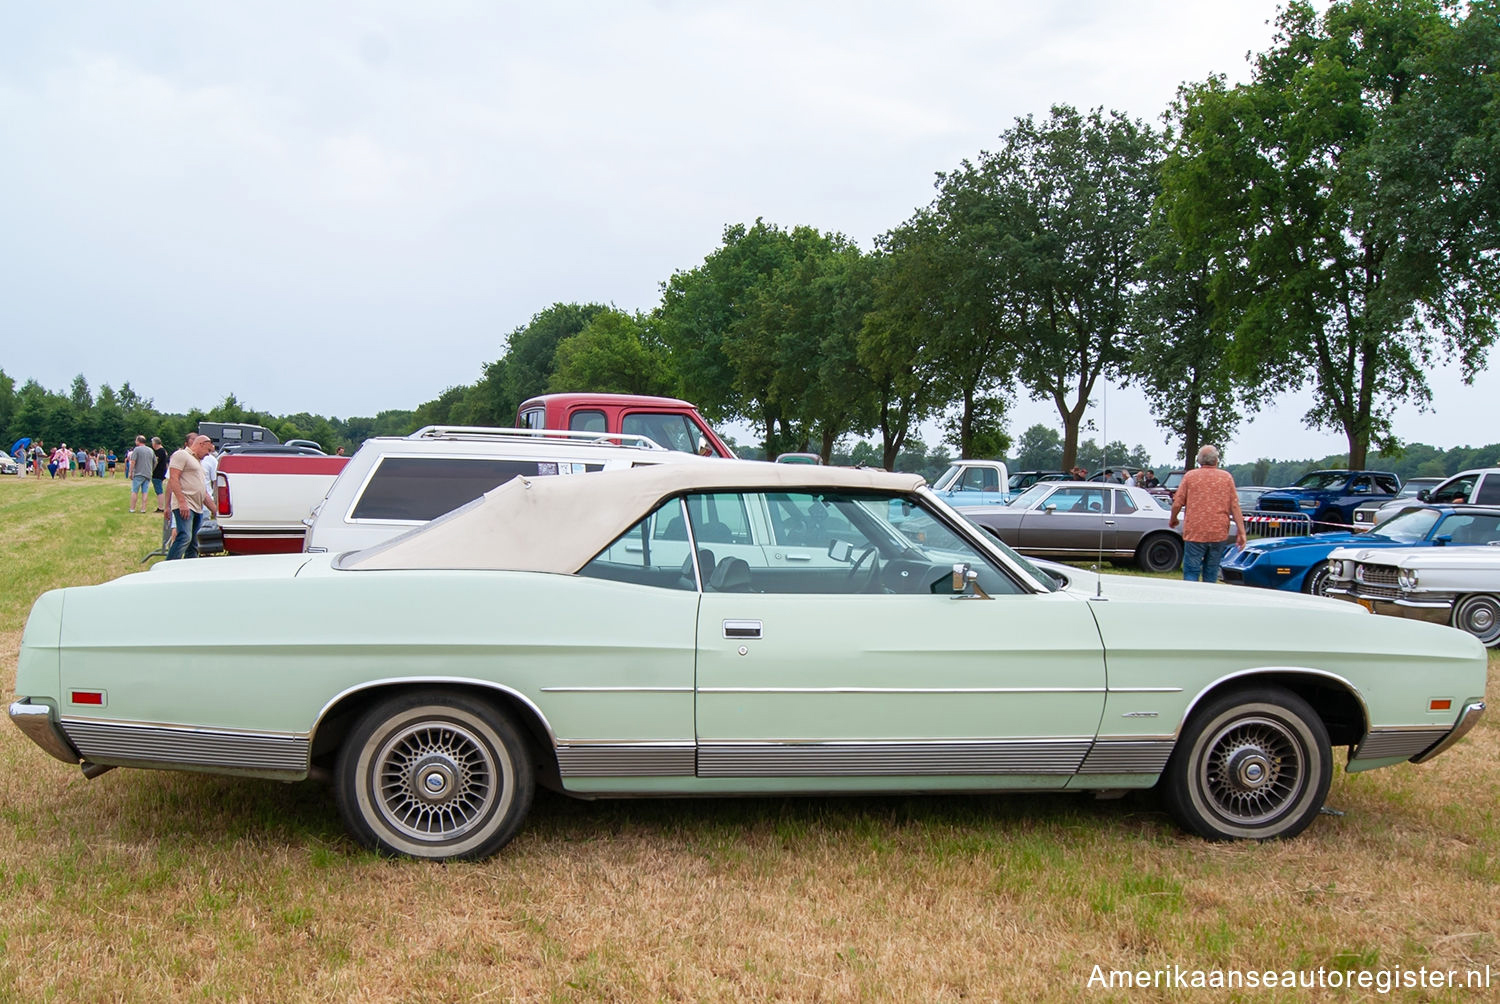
[722,620,762,639]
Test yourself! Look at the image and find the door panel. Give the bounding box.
[693,591,1107,777]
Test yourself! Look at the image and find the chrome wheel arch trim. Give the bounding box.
[1173,666,1370,742]
[311,676,563,748]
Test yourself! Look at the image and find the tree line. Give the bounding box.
[5,2,1496,473]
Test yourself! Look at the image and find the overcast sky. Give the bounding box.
[3,1,1494,465]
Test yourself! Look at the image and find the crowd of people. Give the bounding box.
[11,432,219,562]
[12,441,120,479]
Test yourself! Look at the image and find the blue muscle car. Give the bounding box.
[1221,505,1500,595]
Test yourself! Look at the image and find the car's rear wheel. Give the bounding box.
[1136,534,1183,573]
[1302,564,1332,597]
[1452,594,1500,647]
[335,689,534,861]
[1161,688,1331,841]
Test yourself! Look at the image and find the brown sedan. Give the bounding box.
[956,481,1184,572]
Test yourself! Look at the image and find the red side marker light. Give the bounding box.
[1430,699,1452,712]
[70,691,104,706]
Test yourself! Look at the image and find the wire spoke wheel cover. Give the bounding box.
[1163,689,1331,841]
[337,691,533,860]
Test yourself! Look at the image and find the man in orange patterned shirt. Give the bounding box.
[1169,445,1247,583]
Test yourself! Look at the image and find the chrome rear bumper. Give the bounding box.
[1412,701,1487,764]
[8,701,82,765]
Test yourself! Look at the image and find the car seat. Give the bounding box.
[706,556,752,592]
[679,549,716,589]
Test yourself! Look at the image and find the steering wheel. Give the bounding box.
[846,545,881,592]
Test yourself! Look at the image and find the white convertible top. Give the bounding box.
[340,461,925,573]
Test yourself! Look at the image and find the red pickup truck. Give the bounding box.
[516,393,734,458]
[210,394,730,556]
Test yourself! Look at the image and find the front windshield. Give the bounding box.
[1293,471,1346,490]
[1369,507,1440,541]
[932,467,960,491]
[1009,482,1055,509]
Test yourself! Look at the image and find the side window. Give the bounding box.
[568,410,607,434]
[518,408,545,431]
[1476,477,1500,506]
[1432,477,1476,504]
[351,457,553,521]
[1375,476,1399,494]
[579,499,694,589]
[1350,476,1372,493]
[1046,487,1106,513]
[622,412,702,454]
[1114,490,1136,514]
[685,493,753,545]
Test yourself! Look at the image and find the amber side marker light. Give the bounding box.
[70,691,104,706]
[1430,699,1453,712]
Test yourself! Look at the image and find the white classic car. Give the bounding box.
[1325,542,1500,647]
[10,463,1489,860]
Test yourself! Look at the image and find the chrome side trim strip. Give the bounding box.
[556,742,696,777]
[9,702,82,765]
[60,719,309,774]
[696,738,1092,776]
[1077,739,1174,774]
[539,686,693,694]
[1411,701,1486,764]
[1351,727,1450,761]
[697,687,1107,695]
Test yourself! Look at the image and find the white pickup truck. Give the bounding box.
[213,446,350,555]
[929,459,1012,507]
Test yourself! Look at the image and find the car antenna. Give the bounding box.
[1093,383,1110,601]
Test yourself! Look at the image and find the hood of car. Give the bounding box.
[1329,544,1500,569]
[1241,530,1388,557]
[1069,569,1364,613]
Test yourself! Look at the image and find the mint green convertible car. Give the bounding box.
[10,463,1488,860]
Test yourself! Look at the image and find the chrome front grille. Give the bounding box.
[1355,565,1400,587]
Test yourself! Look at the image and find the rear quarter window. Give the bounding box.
[350,457,600,521]
[1476,477,1500,506]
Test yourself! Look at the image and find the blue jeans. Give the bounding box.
[166,510,204,560]
[1182,540,1224,583]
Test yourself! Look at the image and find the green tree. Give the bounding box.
[860,238,949,470]
[1129,206,1242,467]
[1011,423,1065,470]
[549,308,676,397]
[935,106,1159,470]
[1162,0,1500,468]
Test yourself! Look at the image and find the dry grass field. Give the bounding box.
[1,475,1496,1002]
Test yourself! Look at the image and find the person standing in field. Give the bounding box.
[150,437,169,511]
[165,435,217,560]
[1169,445,1247,583]
[128,435,154,513]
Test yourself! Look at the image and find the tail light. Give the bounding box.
[216,474,232,517]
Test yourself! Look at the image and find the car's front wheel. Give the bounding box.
[1302,564,1332,597]
[1136,534,1183,573]
[335,689,534,860]
[1452,594,1500,647]
[1161,688,1331,840]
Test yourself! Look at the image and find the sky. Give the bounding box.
[3,1,1495,466]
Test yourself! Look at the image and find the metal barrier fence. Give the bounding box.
[1242,510,1315,539]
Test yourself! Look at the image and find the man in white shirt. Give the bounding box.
[164,435,218,560]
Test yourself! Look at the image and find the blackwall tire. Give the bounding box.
[1452,594,1500,647]
[1302,565,1332,597]
[1137,535,1183,573]
[335,690,534,861]
[1162,688,1331,841]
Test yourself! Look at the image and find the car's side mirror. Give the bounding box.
[828,540,854,563]
[1044,503,1057,514]
[1435,534,1453,546]
[950,563,992,600]
[1416,489,1430,501]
